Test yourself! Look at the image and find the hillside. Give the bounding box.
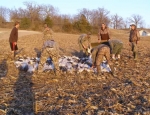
[0,29,150,114]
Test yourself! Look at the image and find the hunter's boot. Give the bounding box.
[109,65,114,76]
[14,51,17,59]
[133,52,138,60]
[96,65,102,76]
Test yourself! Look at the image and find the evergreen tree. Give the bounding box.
[73,14,91,33]
[62,18,73,32]
[20,17,31,29]
[44,16,53,28]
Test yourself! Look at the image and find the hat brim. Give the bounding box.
[130,24,135,26]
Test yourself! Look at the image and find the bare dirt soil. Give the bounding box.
[0,29,150,115]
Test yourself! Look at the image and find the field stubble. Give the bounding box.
[0,30,150,114]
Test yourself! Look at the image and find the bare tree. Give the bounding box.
[78,8,91,22]
[89,10,98,27]
[139,20,146,29]
[0,6,9,22]
[73,8,110,33]
[41,4,58,20]
[23,1,42,23]
[90,8,110,27]
[18,8,28,18]
[97,8,110,25]
[9,8,19,21]
[111,14,123,29]
[10,7,29,21]
[122,18,130,29]
[129,14,143,27]
[61,14,73,22]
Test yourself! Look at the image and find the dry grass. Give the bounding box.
[0,29,150,114]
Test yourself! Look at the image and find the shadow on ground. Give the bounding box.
[7,71,35,114]
[0,59,8,78]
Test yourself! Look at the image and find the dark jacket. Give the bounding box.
[9,27,18,42]
[98,27,111,41]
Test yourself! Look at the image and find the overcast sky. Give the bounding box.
[1,0,150,27]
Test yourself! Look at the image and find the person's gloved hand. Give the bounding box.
[83,46,87,49]
[91,65,96,69]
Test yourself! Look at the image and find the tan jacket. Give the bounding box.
[129,29,140,42]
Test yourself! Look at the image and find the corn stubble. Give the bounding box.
[0,31,150,115]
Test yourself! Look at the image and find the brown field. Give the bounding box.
[0,29,150,114]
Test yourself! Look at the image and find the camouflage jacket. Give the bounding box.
[78,34,91,45]
[108,39,123,51]
[43,27,53,39]
[91,44,109,65]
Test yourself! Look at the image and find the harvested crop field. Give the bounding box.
[0,29,150,115]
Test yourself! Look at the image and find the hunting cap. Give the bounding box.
[130,24,136,27]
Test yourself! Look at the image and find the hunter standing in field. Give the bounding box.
[108,39,123,60]
[91,44,114,76]
[43,23,53,41]
[9,21,20,59]
[129,24,140,60]
[39,24,59,75]
[98,23,111,43]
[78,32,91,57]
[38,40,59,75]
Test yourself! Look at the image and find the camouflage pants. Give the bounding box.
[38,47,59,73]
[130,42,138,59]
[96,47,113,73]
[112,43,123,55]
[78,40,89,57]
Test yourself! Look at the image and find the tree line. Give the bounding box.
[0,1,146,33]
